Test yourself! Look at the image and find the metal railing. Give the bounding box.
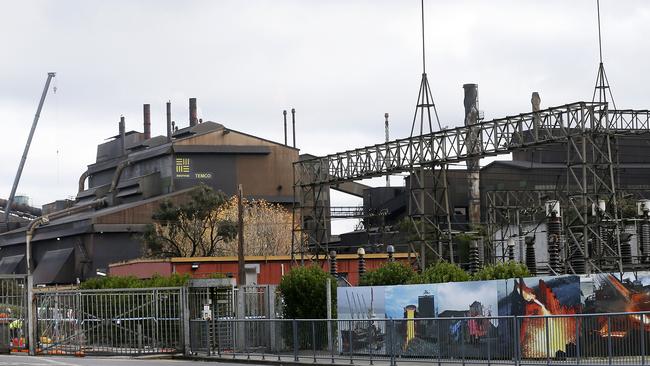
[0,275,27,352]
[187,312,650,365]
[35,287,185,355]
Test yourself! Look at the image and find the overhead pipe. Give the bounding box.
[78,170,90,193]
[25,197,106,355]
[143,104,151,140]
[0,198,42,218]
[108,160,132,203]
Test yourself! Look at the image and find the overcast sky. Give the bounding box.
[1,1,649,233]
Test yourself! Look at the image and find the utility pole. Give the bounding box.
[4,72,56,225]
[237,184,246,286]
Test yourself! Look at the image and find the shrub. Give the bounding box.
[278,266,336,319]
[360,262,416,286]
[80,273,191,289]
[472,261,531,281]
[411,261,471,284]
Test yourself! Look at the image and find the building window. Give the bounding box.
[454,207,467,216]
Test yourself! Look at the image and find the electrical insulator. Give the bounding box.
[329,250,337,276]
[547,213,562,274]
[525,236,537,276]
[469,240,480,275]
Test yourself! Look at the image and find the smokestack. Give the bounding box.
[143,104,151,140]
[463,83,480,227]
[119,116,126,156]
[531,92,541,112]
[283,110,288,145]
[189,98,198,127]
[385,113,390,188]
[291,108,296,148]
[166,101,172,142]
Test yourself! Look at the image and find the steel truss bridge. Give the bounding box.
[292,102,650,273]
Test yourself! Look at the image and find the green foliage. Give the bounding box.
[278,266,336,319]
[411,261,471,284]
[472,261,531,281]
[80,273,191,289]
[359,261,416,286]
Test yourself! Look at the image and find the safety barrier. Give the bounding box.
[187,313,650,365]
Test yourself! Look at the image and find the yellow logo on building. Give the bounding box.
[175,158,191,177]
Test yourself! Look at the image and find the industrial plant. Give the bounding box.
[0,97,298,284]
[1,1,650,287]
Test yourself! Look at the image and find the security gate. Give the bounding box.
[35,287,184,355]
[0,275,27,352]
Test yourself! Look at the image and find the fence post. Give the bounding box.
[389,319,396,366]
[330,319,335,364]
[326,278,332,353]
[348,320,354,365]
[27,275,35,355]
[181,287,191,356]
[514,315,520,366]
[607,315,612,366]
[642,314,646,366]
[293,319,299,362]
[575,315,580,364]
[545,316,551,366]
[312,321,317,363]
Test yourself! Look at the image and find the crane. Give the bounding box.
[3,72,56,226]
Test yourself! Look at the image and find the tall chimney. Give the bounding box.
[463,83,480,227]
[189,98,198,127]
[143,104,151,140]
[283,110,288,145]
[385,113,390,188]
[291,108,296,148]
[166,101,172,142]
[119,116,126,156]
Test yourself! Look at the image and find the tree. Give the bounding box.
[411,261,471,284]
[359,262,416,286]
[214,196,292,256]
[278,266,336,319]
[472,261,531,281]
[141,185,237,257]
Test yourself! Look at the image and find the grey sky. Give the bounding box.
[1,1,649,233]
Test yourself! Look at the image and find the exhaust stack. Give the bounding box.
[166,101,172,141]
[463,83,480,226]
[143,104,151,140]
[119,116,126,156]
[189,98,198,127]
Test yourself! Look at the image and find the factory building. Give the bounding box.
[0,99,298,284]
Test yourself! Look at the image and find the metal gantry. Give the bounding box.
[292,103,650,272]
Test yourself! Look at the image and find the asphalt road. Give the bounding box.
[0,355,247,366]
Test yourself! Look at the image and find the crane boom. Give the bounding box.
[3,72,56,225]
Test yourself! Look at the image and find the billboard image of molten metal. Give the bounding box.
[337,271,650,359]
[510,278,581,358]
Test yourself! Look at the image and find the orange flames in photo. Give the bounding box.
[516,279,579,358]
